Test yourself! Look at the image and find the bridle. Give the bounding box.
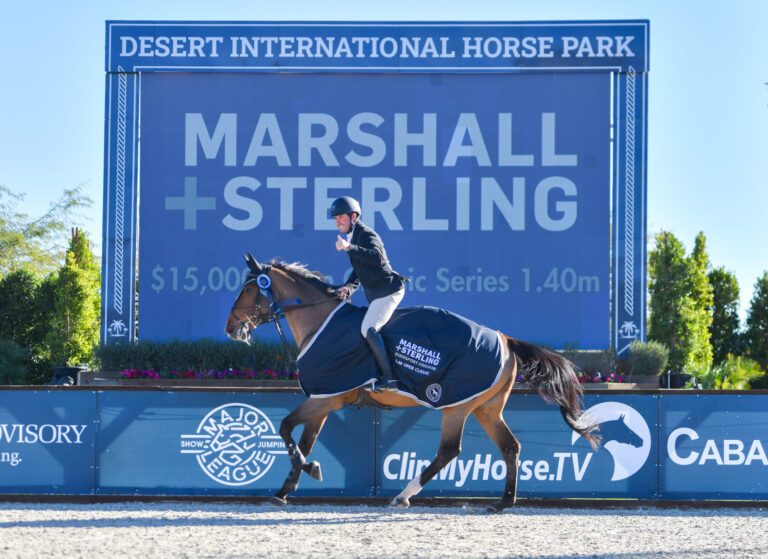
[229,265,339,360]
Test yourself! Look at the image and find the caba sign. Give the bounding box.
[101,21,648,351]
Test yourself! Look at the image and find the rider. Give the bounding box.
[330,196,405,392]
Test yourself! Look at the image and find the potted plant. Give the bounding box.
[627,340,670,386]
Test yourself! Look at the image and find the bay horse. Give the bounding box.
[225,255,600,512]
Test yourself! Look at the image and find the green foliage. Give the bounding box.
[686,355,765,390]
[0,339,30,385]
[688,232,713,368]
[628,340,669,376]
[95,338,291,374]
[45,230,101,366]
[708,267,743,363]
[745,271,768,371]
[648,231,713,371]
[558,348,616,377]
[0,183,93,275]
[0,269,41,347]
[0,270,56,384]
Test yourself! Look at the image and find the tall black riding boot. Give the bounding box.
[365,327,398,392]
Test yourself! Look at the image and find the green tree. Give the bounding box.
[45,229,101,366]
[688,232,713,369]
[648,231,713,372]
[0,183,92,275]
[0,269,57,383]
[745,271,768,370]
[0,269,41,347]
[0,339,29,385]
[708,267,743,363]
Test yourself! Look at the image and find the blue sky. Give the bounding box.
[1,0,766,321]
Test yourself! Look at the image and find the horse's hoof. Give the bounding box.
[485,500,511,514]
[389,496,410,508]
[306,461,323,482]
[269,496,287,507]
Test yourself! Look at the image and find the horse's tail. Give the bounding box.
[506,336,601,450]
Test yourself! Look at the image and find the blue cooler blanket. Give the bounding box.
[296,302,504,408]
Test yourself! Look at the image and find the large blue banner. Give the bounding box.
[138,70,610,347]
[0,391,97,494]
[4,390,768,501]
[378,393,657,498]
[102,21,649,353]
[660,394,768,500]
[96,391,375,496]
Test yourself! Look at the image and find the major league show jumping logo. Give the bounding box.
[180,403,286,486]
[574,401,651,481]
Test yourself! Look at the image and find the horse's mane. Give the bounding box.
[269,259,337,294]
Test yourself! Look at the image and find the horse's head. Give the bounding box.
[225,253,272,343]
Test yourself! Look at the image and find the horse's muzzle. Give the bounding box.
[225,323,251,344]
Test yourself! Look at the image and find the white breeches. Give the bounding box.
[361,288,405,336]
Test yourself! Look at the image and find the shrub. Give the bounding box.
[0,339,30,385]
[686,355,765,390]
[95,338,294,375]
[558,348,616,376]
[628,340,670,377]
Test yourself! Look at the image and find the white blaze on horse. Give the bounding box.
[225,254,600,513]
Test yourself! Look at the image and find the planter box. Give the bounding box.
[514,381,656,391]
[77,370,300,389]
[581,382,653,390]
[659,372,692,389]
[79,372,659,391]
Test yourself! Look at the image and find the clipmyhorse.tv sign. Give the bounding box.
[101,21,648,351]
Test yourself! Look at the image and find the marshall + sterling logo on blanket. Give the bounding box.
[394,339,442,376]
[296,303,504,408]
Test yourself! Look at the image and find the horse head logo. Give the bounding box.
[598,413,644,448]
[572,402,651,481]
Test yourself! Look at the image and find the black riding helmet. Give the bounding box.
[328,196,361,218]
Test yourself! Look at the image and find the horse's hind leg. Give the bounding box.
[473,394,520,513]
[271,397,339,506]
[390,406,470,508]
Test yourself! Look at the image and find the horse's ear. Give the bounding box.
[244,252,262,274]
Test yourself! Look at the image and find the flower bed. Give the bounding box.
[515,371,627,385]
[576,371,627,384]
[120,368,298,381]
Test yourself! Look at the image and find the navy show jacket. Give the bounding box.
[342,219,405,302]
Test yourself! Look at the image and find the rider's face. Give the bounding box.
[334,214,354,234]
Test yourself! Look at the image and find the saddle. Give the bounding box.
[296,302,504,408]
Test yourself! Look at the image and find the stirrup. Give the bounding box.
[374,378,398,392]
[364,381,382,394]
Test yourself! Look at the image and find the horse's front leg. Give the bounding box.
[271,397,339,506]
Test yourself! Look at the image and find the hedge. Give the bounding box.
[95,338,295,375]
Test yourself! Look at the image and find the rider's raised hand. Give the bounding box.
[336,287,349,300]
[335,235,350,252]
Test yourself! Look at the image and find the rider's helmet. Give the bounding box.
[328,196,361,219]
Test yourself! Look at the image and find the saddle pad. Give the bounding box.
[296,302,504,408]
